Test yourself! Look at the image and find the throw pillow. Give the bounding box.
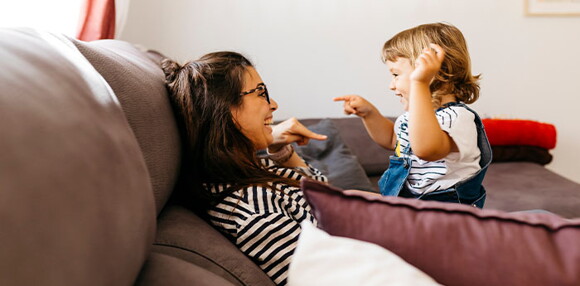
[329,117,395,176]
[482,119,557,149]
[301,179,580,286]
[491,145,552,165]
[294,119,376,192]
[288,221,442,286]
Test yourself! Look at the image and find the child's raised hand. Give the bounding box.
[333,95,375,118]
[410,43,445,84]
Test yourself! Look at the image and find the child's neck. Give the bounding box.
[439,94,458,107]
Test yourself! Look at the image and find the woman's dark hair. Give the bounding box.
[161,51,299,213]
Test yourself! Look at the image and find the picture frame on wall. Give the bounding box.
[526,0,580,16]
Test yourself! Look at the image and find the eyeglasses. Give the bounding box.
[240,83,270,104]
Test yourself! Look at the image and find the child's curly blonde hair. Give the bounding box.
[382,22,480,107]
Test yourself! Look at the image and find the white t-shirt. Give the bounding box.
[394,105,481,194]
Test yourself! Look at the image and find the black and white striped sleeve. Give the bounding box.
[260,157,328,184]
[294,162,328,183]
[236,212,303,286]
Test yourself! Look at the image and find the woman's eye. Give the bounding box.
[258,92,267,98]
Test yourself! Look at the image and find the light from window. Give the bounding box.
[0,0,83,36]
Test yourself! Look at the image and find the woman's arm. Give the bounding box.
[236,212,302,285]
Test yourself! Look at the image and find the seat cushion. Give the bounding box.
[151,205,275,286]
[136,252,236,286]
[484,162,580,218]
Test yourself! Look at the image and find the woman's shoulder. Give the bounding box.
[212,182,302,211]
[207,183,310,234]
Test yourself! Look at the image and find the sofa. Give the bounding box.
[1,27,579,286]
[295,117,580,219]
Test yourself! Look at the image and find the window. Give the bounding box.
[0,0,83,37]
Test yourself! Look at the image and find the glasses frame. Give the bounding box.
[240,83,270,104]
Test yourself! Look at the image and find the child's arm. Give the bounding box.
[408,44,457,161]
[333,95,396,150]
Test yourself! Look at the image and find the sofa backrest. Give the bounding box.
[72,38,181,214]
[0,28,157,286]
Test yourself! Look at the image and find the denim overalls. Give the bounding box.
[378,103,492,208]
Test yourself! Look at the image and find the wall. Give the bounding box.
[120,0,580,183]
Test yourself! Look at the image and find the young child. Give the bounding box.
[334,23,491,208]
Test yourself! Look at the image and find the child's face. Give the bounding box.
[386,57,413,111]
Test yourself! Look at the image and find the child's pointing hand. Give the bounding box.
[333,95,375,118]
[410,43,445,84]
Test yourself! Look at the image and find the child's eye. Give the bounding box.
[392,73,399,77]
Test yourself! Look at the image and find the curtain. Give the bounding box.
[76,0,116,41]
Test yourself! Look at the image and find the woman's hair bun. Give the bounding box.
[161,58,182,82]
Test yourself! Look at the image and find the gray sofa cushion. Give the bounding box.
[300,117,394,177]
[330,117,395,176]
[0,28,155,286]
[73,38,181,214]
[295,119,375,192]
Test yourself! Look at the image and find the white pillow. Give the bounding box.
[288,221,442,286]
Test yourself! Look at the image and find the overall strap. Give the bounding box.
[441,102,492,170]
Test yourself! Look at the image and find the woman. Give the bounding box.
[161,51,328,285]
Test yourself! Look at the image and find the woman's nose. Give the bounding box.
[270,98,278,111]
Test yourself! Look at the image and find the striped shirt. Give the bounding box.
[207,158,327,285]
[394,105,481,194]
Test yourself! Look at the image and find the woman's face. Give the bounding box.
[231,67,278,150]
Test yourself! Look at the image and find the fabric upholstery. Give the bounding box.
[0,28,156,286]
[302,179,580,286]
[136,253,236,286]
[295,119,375,192]
[491,145,552,165]
[151,205,276,286]
[300,118,394,177]
[331,117,396,176]
[73,38,181,214]
[484,162,580,218]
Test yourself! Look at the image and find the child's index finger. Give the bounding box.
[332,96,349,102]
